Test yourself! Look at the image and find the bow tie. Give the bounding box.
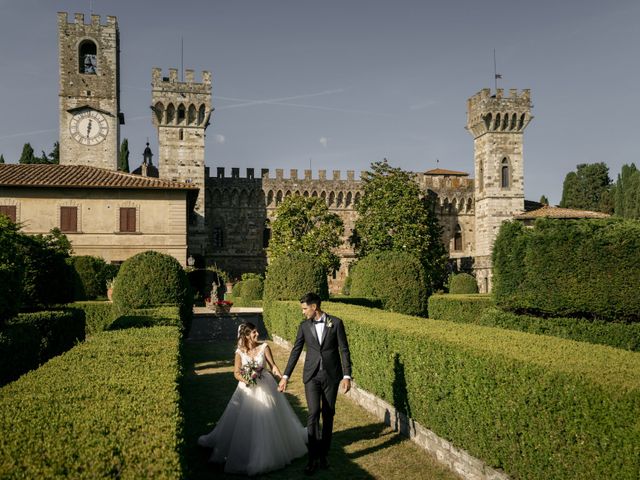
[312,319,324,324]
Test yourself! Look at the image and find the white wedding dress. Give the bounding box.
[198,343,307,475]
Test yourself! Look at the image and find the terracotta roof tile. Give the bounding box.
[514,205,610,220]
[423,168,469,176]
[0,164,198,191]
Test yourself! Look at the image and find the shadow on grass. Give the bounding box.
[180,337,376,479]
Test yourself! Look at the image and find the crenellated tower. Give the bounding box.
[466,88,533,292]
[58,12,122,170]
[151,68,213,254]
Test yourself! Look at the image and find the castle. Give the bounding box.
[55,12,533,293]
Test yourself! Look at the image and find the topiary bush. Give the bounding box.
[263,252,329,301]
[240,277,264,300]
[111,251,192,329]
[448,272,479,294]
[349,251,427,316]
[68,255,110,300]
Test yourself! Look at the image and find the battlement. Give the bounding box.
[466,88,533,138]
[152,67,212,87]
[210,167,358,181]
[57,12,117,28]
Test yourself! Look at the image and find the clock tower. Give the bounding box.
[58,12,122,170]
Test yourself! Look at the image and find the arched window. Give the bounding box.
[263,221,271,248]
[276,190,283,205]
[454,224,462,251]
[267,190,274,206]
[337,192,344,207]
[188,104,197,125]
[328,191,335,206]
[212,227,224,248]
[501,158,510,189]
[198,104,206,125]
[79,40,97,74]
[154,102,164,123]
[345,192,352,207]
[166,104,175,124]
[177,104,186,124]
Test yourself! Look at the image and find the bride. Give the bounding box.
[198,322,307,475]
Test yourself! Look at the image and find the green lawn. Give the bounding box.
[180,338,459,480]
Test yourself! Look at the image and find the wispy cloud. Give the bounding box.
[0,128,56,140]
[214,134,225,144]
[319,137,328,148]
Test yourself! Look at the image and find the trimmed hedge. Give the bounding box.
[0,217,25,326]
[240,277,264,300]
[349,251,427,316]
[447,272,478,294]
[429,295,640,351]
[0,309,86,386]
[67,301,115,335]
[0,325,183,479]
[112,251,193,330]
[265,301,640,480]
[227,296,263,308]
[493,218,640,321]
[263,252,329,301]
[428,294,494,324]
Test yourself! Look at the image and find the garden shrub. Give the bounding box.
[240,277,264,300]
[231,281,243,297]
[0,309,85,386]
[0,217,25,326]
[0,325,183,478]
[428,294,494,324]
[112,251,193,330]
[349,251,427,316]
[447,272,479,294]
[263,252,329,301]
[493,218,640,321]
[19,232,75,310]
[265,301,640,480]
[67,301,115,335]
[68,255,110,300]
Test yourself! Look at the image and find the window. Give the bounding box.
[262,227,271,248]
[60,206,78,232]
[79,40,97,74]
[454,224,462,251]
[212,227,224,248]
[501,158,510,188]
[119,207,136,232]
[179,129,184,141]
[0,205,16,222]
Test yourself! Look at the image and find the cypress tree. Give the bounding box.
[118,139,130,172]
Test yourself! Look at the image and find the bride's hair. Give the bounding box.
[237,322,258,352]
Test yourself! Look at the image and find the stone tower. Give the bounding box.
[466,88,533,292]
[58,12,121,170]
[152,68,213,254]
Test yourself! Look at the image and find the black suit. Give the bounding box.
[283,314,352,461]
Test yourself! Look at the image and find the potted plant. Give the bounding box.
[214,300,233,314]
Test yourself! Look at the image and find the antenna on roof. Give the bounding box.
[180,36,184,82]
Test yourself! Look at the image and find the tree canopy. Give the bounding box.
[18,142,58,164]
[613,163,640,219]
[267,195,344,274]
[118,138,130,172]
[559,163,612,212]
[351,159,447,292]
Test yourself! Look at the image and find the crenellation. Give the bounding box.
[333,170,340,180]
[74,13,84,24]
[169,68,178,82]
[91,14,100,25]
[290,169,298,179]
[276,169,283,180]
[304,169,312,180]
[261,168,269,179]
[185,69,194,83]
[231,168,239,178]
[347,170,354,181]
[319,169,326,180]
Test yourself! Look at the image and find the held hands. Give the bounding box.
[340,378,351,394]
[278,377,288,392]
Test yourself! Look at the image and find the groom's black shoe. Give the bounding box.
[318,457,329,470]
[304,460,318,476]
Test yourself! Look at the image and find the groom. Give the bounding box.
[278,292,352,476]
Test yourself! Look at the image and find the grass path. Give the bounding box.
[181,319,459,480]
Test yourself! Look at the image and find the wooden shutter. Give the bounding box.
[119,207,136,232]
[60,207,78,232]
[0,205,17,222]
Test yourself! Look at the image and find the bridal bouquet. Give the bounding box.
[240,360,264,387]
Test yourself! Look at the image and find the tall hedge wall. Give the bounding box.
[0,325,183,478]
[493,218,640,321]
[428,294,494,324]
[264,301,640,480]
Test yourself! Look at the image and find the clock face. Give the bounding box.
[69,110,108,146]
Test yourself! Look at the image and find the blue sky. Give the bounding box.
[1,0,639,204]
